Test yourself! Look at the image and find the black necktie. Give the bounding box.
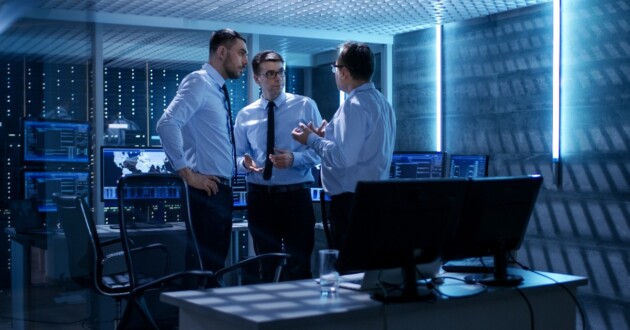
[263,101,275,180]
[222,84,237,182]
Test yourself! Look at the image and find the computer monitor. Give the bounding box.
[23,171,90,212]
[101,146,174,201]
[23,119,90,164]
[336,178,469,302]
[390,151,445,179]
[442,175,543,286]
[449,154,489,178]
[233,173,247,208]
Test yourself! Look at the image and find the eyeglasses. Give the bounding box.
[261,69,285,79]
[331,64,345,73]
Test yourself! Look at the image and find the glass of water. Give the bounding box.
[319,249,340,296]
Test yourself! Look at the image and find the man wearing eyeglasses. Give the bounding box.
[234,50,323,281]
[292,42,397,251]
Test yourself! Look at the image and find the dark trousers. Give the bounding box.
[330,192,356,252]
[187,184,233,272]
[246,188,315,280]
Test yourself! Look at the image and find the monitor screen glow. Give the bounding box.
[24,171,90,212]
[449,154,489,178]
[101,147,173,201]
[23,120,90,164]
[390,152,445,179]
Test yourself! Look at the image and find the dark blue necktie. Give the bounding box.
[222,84,237,182]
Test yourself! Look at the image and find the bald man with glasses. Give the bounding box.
[292,42,397,251]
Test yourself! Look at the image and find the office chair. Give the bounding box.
[116,173,292,329]
[52,193,133,326]
[116,173,215,329]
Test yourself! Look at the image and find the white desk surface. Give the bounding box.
[162,268,587,330]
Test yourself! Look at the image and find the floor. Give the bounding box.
[0,283,94,330]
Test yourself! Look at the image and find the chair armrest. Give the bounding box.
[214,252,291,286]
[130,270,216,294]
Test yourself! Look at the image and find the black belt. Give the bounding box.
[248,183,311,194]
[216,177,232,187]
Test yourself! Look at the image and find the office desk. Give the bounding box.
[161,268,587,330]
[5,221,250,330]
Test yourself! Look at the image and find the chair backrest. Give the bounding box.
[117,173,204,288]
[52,193,101,288]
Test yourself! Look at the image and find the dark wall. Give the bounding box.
[393,28,438,151]
[553,0,630,328]
[311,64,339,121]
[443,5,553,177]
[393,1,630,329]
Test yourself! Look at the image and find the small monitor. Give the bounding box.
[101,146,173,201]
[24,171,90,212]
[442,175,543,286]
[23,119,90,164]
[233,174,247,208]
[336,178,468,302]
[390,151,445,179]
[449,154,489,178]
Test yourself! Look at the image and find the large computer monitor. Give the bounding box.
[23,119,90,164]
[23,171,90,212]
[390,151,445,179]
[101,146,248,209]
[336,178,469,302]
[449,154,489,178]
[442,175,543,286]
[101,146,174,201]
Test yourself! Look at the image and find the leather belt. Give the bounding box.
[248,183,311,194]
[216,177,232,187]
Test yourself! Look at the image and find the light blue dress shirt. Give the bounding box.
[307,82,397,196]
[235,92,322,186]
[156,63,234,179]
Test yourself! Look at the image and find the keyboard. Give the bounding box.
[110,222,173,230]
[442,257,494,273]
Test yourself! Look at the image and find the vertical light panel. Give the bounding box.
[435,25,442,152]
[552,0,561,162]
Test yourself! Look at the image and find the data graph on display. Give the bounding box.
[23,171,90,212]
[23,120,90,164]
[389,151,445,179]
[449,154,489,178]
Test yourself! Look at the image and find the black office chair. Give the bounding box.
[116,173,216,329]
[52,193,133,326]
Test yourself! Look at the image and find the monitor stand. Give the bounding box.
[370,263,435,303]
[464,250,522,286]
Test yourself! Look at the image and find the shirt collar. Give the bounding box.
[348,82,375,98]
[202,63,226,88]
[262,91,286,108]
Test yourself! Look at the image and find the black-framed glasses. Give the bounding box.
[262,69,285,79]
[331,64,345,73]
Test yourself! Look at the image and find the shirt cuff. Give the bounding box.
[306,133,320,148]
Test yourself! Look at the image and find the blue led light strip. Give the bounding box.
[552,0,561,162]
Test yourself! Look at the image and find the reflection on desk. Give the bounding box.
[162,268,587,330]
